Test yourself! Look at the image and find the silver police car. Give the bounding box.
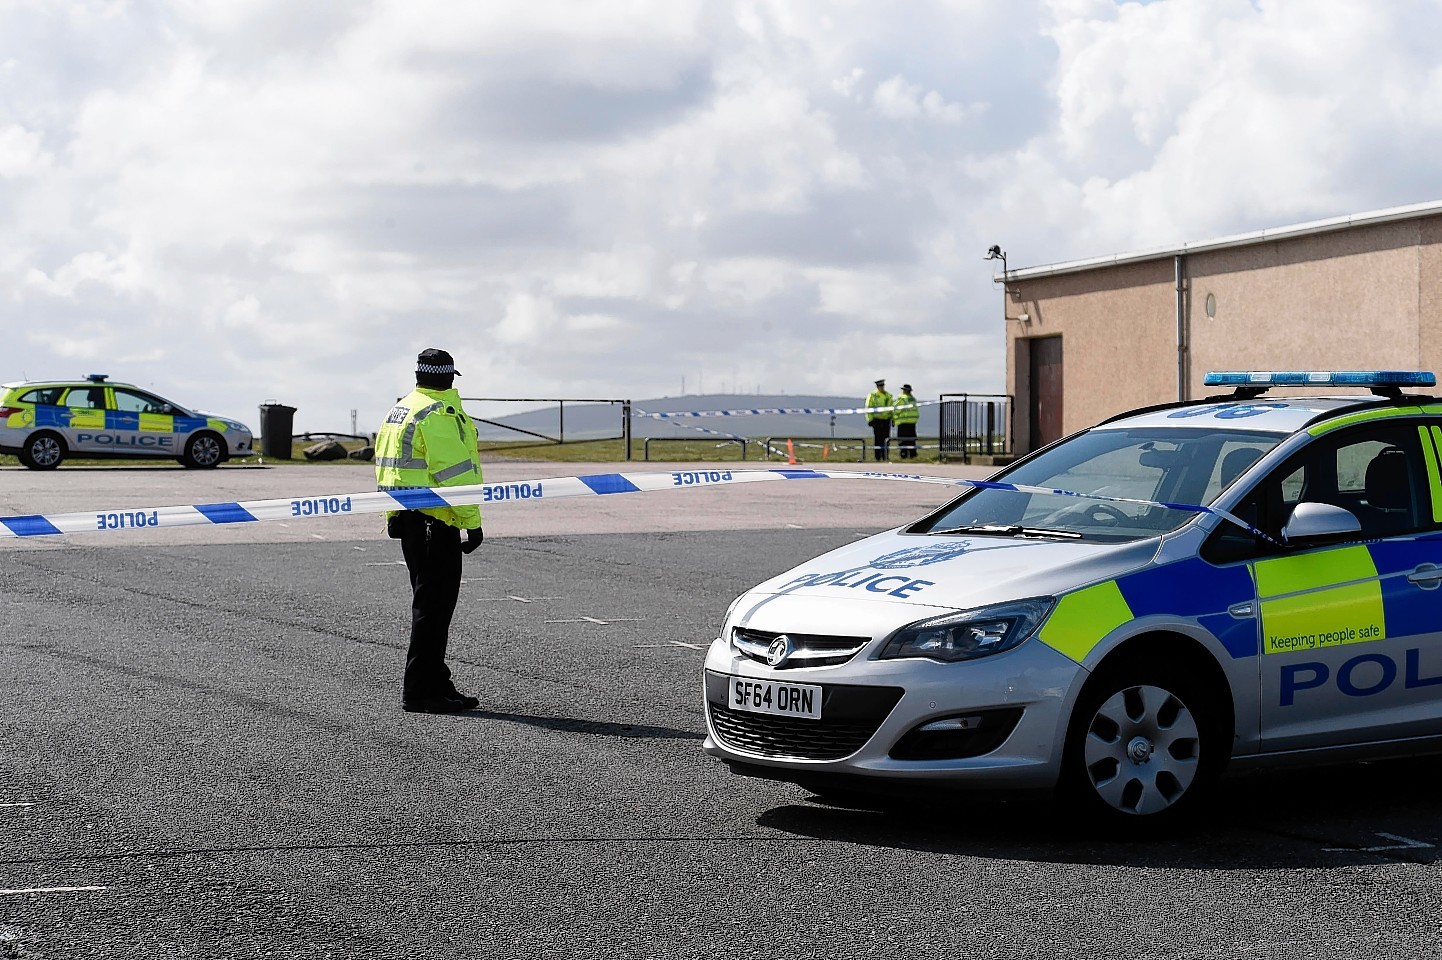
[0,374,254,469]
[703,370,1442,828]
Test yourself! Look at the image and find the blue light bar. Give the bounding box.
[1203,370,1436,388]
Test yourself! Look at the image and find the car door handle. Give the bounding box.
[1407,564,1442,589]
[1228,602,1255,619]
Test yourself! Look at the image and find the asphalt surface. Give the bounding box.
[4,463,1442,958]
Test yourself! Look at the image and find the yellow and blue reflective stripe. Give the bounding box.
[1037,580,1134,663]
[23,404,221,434]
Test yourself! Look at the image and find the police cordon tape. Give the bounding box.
[0,467,1269,541]
[632,400,940,420]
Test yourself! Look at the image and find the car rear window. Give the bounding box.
[18,387,64,405]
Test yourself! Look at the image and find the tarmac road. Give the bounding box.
[3,462,1442,958]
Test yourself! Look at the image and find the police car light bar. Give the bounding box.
[1203,370,1437,388]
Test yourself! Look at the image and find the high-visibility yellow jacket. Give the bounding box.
[865,389,893,424]
[374,386,482,529]
[893,392,919,425]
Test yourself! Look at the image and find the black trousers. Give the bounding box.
[870,420,891,461]
[896,423,917,459]
[397,511,462,698]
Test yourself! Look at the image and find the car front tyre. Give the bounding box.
[1060,662,1226,834]
[18,432,66,470]
[181,432,226,468]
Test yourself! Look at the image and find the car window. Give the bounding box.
[916,427,1284,542]
[18,387,64,405]
[1202,422,1432,564]
[62,387,107,409]
[111,388,170,415]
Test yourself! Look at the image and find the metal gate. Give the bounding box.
[939,393,1012,463]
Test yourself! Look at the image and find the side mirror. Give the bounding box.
[1282,501,1361,546]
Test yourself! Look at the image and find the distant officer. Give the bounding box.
[375,348,485,714]
[894,384,919,460]
[865,378,893,462]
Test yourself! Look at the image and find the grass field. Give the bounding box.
[1,435,964,468]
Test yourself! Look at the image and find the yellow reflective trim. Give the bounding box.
[1261,582,1385,654]
[206,418,228,431]
[68,409,104,428]
[1424,425,1442,523]
[1254,546,1385,655]
[139,413,172,432]
[1038,580,1133,664]
[1253,544,1376,597]
[1307,406,1425,437]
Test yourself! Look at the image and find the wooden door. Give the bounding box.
[1028,335,1063,448]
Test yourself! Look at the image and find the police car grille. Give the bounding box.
[731,628,870,668]
[709,704,883,760]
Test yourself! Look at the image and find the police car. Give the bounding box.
[703,370,1442,828]
[0,374,254,469]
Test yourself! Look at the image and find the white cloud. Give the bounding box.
[0,0,1439,432]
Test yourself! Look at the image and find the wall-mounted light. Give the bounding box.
[1017,312,1031,324]
[984,244,1007,285]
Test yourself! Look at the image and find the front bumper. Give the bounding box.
[702,635,1085,792]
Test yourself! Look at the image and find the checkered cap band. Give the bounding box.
[417,362,456,374]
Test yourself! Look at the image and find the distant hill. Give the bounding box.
[462,393,941,442]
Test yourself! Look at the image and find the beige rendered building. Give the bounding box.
[1000,200,1442,455]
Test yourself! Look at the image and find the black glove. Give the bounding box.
[461,526,484,554]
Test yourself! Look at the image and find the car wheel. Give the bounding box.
[181,432,226,468]
[18,431,66,470]
[1060,661,1226,832]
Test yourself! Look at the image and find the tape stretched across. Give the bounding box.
[0,467,1256,540]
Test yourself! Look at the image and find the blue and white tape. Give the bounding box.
[0,468,1264,541]
[633,400,940,420]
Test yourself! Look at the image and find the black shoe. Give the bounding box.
[448,691,480,710]
[402,694,468,714]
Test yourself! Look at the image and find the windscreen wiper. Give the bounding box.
[929,524,1082,540]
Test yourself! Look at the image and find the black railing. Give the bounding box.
[938,394,1012,463]
[462,397,632,458]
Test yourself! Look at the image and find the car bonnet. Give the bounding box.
[742,528,1162,614]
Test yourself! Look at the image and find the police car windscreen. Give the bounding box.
[921,428,1283,542]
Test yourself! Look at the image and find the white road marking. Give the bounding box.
[1324,832,1435,852]
[785,523,804,529]
[1,886,109,895]
[363,561,407,566]
[545,616,645,625]
[668,640,705,650]
[0,802,36,808]
[475,595,561,602]
[353,546,366,551]
[310,534,326,540]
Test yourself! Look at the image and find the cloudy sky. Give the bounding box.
[4,0,1441,433]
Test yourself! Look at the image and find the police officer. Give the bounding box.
[865,378,893,462]
[894,384,919,460]
[376,348,484,714]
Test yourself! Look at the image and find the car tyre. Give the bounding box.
[181,431,226,468]
[1059,660,1227,835]
[18,431,66,470]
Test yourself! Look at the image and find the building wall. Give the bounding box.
[1004,213,1442,453]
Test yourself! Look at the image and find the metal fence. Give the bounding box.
[938,394,1012,463]
[462,397,632,457]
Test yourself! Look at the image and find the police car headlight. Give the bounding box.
[879,598,1055,663]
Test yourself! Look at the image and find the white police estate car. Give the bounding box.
[0,374,254,469]
[704,371,1442,827]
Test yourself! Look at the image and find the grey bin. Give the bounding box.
[258,402,297,460]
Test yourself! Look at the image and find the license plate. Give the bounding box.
[728,676,822,719]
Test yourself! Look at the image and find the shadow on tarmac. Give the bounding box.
[461,708,705,741]
[754,754,1442,868]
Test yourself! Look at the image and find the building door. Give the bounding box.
[1028,335,1063,448]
